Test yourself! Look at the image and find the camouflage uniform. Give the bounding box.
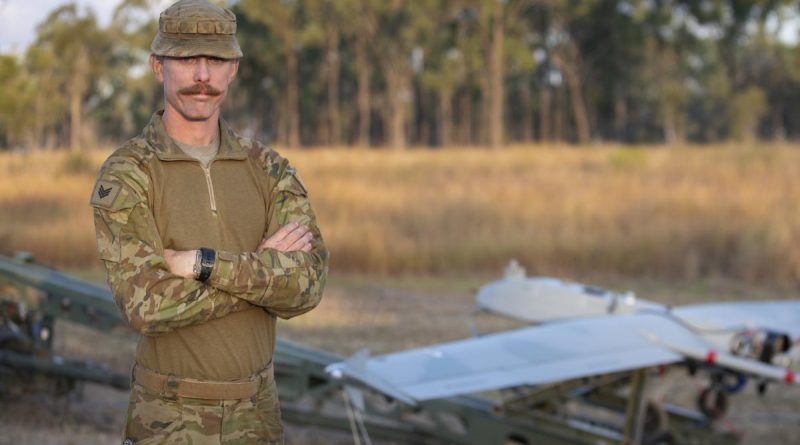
[90,1,328,443]
[125,367,283,445]
[91,114,327,338]
[93,113,328,444]
[123,366,283,445]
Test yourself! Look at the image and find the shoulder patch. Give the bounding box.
[286,166,308,194]
[90,179,123,209]
[277,166,308,197]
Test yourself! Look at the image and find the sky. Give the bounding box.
[0,0,172,54]
[0,0,798,55]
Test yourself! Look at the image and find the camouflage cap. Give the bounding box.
[151,0,243,59]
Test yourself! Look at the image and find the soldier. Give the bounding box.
[89,1,328,443]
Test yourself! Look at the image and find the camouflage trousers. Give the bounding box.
[122,367,283,445]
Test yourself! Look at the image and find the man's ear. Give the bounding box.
[228,59,240,84]
[150,54,165,82]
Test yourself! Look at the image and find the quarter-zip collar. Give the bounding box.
[145,110,249,162]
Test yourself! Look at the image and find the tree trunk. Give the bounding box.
[488,0,505,149]
[539,85,551,143]
[663,109,677,145]
[277,91,287,146]
[552,49,590,145]
[68,86,82,150]
[614,90,627,142]
[563,68,590,144]
[478,77,488,145]
[253,95,264,141]
[662,102,687,145]
[34,86,47,149]
[439,89,453,146]
[771,105,785,141]
[355,38,371,147]
[385,67,410,149]
[457,89,473,145]
[468,92,475,145]
[316,91,329,145]
[554,85,565,143]
[326,28,340,146]
[519,80,533,142]
[285,41,300,148]
[416,82,430,145]
[69,47,89,151]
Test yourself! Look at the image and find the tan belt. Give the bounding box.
[133,362,272,400]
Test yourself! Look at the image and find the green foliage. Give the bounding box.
[61,151,94,175]
[609,148,647,172]
[1,0,800,149]
[728,86,768,141]
[0,55,34,148]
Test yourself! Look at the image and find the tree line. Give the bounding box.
[1,0,799,150]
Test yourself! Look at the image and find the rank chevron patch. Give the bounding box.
[90,179,122,209]
[98,185,113,199]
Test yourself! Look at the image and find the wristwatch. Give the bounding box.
[193,247,216,282]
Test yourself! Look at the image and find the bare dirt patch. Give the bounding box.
[1,277,798,444]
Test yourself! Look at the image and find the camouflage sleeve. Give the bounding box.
[91,157,252,336]
[206,158,329,320]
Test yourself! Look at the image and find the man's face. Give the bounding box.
[150,55,239,122]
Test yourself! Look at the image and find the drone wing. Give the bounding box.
[328,312,800,403]
[673,300,800,339]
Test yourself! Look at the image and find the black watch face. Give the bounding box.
[198,249,215,282]
[202,249,215,267]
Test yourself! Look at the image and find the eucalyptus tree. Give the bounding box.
[452,0,537,147]
[532,0,597,144]
[502,2,541,143]
[369,0,438,149]
[740,21,800,140]
[0,55,34,148]
[100,0,160,141]
[336,0,381,147]
[485,0,506,148]
[305,0,359,146]
[32,4,109,150]
[23,44,62,148]
[420,27,469,146]
[240,0,308,147]
[635,0,795,142]
[426,3,486,145]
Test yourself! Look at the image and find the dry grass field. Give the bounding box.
[2,145,800,443]
[2,144,800,286]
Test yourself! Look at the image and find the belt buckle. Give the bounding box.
[162,373,180,401]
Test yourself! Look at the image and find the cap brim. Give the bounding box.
[151,33,242,59]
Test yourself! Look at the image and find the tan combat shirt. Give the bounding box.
[90,111,328,381]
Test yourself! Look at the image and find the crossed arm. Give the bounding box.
[92,157,328,336]
[163,222,314,278]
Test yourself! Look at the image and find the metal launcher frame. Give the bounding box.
[0,254,737,444]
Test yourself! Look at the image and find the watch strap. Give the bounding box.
[196,248,215,282]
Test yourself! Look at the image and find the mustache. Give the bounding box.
[178,84,223,96]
